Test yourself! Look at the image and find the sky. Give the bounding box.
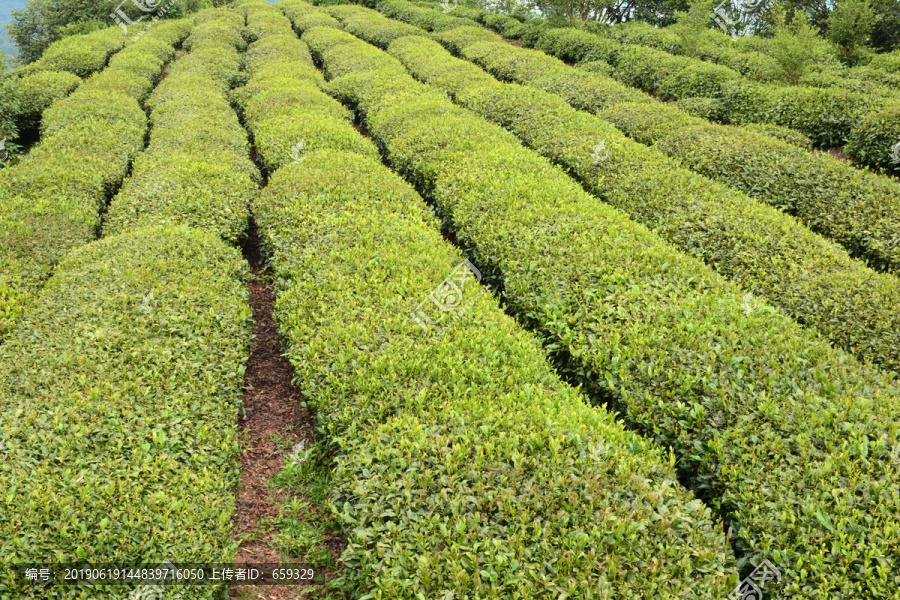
[0,0,23,56]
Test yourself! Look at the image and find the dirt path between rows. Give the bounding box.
[228,221,343,600]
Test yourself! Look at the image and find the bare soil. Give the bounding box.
[229,224,344,600]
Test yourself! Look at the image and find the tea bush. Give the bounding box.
[246,22,738,597]
[303,22,900,597]
[10,70,81,129]
[674,96,725,121]
[105,11,258,243]
[525,26,897,158]
[741,122,813,149]
[388,31,900,376]
[845,105,900,169]
[415,13,900,273]
[0,225,252,598]
[0,23,188,338]
[20,25,126,77]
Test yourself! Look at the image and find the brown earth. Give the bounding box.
[228,223,344,600]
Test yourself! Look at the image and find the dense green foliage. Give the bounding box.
[673,95,724,120]
[535,26,894,146]
[0,53,18,146]
[2,2,898,599]
[379,27,900,377]
[375,3,653,112]
[236,31,377,171]
[845,104,900,169]
[329,1,427,45]
[645,119,900,268]
[6,23,188,132]
[669,0,714,58]
[827,0,877,65]
[740,121,812,148]
[8,69,79,129]
[8,0,204,63]
[0,9,270,598]
[104,10,259,242]
[0,20,187,339]
[417,21,900,273]
[0,226,252,598]
[471,20,900,172]
[403,13,900,273]
[245,9,738,597]
[14,24,125,74]
[300,14,900,597]
[769,3,821,84]
[550,4,900,93]
[869,47,900,70]
[4,25,126,130]
[481,11,527,37]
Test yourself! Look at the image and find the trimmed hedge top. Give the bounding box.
[105,10,258,244]
[508,24,898,168]
[0,23,188,339]
[8,20,191,131]
[403,9,900,275]
[384,30,900,377]
[19,25,126,78]
[303,19,900,598]
[0,225,252,598]
[262,152,738,599]
[243,19,737,596]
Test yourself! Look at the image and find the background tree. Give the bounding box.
[8,0,114,63]
[595,0,690,25]
[530,0,617,25]
[778,0,830,31]
[827,0,876,63]
[671,0,715,57]
[528,0,689,25]
[635,0,691,25]
[770,3,820,82]
[869,0,900,51]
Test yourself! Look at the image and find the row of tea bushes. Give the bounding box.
[799,66,900,98]
[19,26,128,77]
[378,2,654,113]
[570,17,900,94]
[368,2,900,371]
[9,70,81,130]
[402,21,900,273]
[388,0,482,31]
[0,11,257,598]
[299,19,900,598]
[378,30,900,376]
[104,11,259,243]
[590,21,784,84]
[39,23,189,122]
[328,2,427,46]
[9,25,137,129]
[235,26,373,172]
[376,2,812,149]
[243,0,296,41]
[530,27,900,153]
[0,21,191,339]
[76,30,185,103]
[458,8,897,103]
[0,225,253,599]
[242,15,738,597]
[593,97,900,272]
[280,0,345,33]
